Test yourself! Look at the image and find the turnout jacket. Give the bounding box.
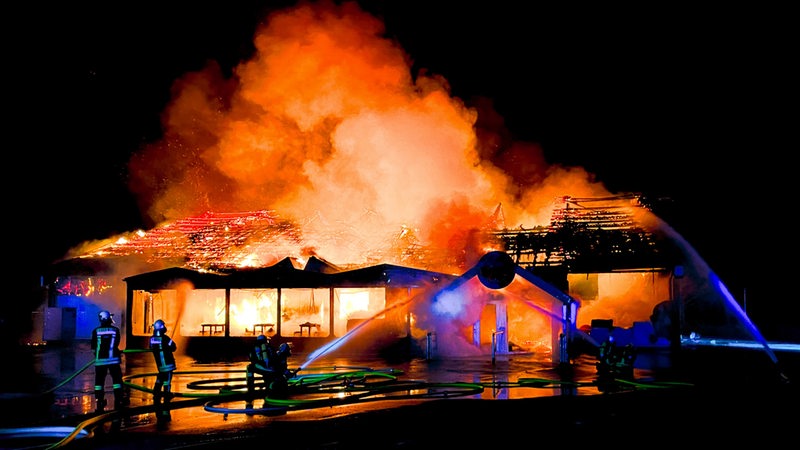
[150,334,177,372]
[249,340,274,372]
[91,325,122,366]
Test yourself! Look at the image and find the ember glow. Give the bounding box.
[55,277,112,297]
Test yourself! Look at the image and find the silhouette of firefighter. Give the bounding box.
[246,334,293,407]
[91,310,127,412]
[595,335,636,391]
[149,319,177,422]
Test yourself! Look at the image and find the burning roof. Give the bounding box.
[68,208,453,273]
[66,193,667,279]
[54,2,675,280]
[78,210,326,271]
[492,194,672,272]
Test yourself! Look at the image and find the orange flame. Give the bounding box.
[124,0,612,271]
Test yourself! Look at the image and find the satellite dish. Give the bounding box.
[477,251,516,289]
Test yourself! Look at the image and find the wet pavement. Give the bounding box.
[3,342,601,423]
[2,341,799,449]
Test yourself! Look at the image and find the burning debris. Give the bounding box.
[70,193,668,277]
[83,210,304,270]
[493,194,669,272]
[70,209,464,273]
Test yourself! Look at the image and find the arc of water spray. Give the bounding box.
[303,251,585,370]
[503,290,600,347]
[501,289,565,323]
[434,254,580,309]
[650,212,788,381]
[299,293,423,370]
[709,272,780,365]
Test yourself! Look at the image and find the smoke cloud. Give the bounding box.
[126,0,612,270]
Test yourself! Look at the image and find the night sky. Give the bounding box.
[8,2,795,336]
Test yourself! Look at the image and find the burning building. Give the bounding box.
[37,193,683,364]
[29,2,764,365]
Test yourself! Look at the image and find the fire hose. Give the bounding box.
[1,353,693,449]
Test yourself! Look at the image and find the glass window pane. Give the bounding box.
[181,289,227,336]
[229,289,278,337]
[280,288,330,337]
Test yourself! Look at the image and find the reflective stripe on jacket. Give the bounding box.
[150,335,177,372]
[92,326,122,366]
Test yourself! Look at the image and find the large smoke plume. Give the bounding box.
[125,0,612,270]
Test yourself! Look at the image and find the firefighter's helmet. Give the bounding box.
[98,310,114,325]
[153,319,167,336]
[277,342,291,357]
[256,334,268,343]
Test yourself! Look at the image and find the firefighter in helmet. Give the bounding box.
[149,319,177,422]
[91,310,127,412]
[596,335,636,391]
[246,335,293,408]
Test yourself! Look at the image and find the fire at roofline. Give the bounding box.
[104,0,626,275]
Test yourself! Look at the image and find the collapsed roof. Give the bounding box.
[55,194,672,280]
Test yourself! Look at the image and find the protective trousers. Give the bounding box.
[153,371,174,421]
[94,364,125,412]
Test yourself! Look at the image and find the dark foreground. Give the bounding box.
[2,345,799,449]
[45,384,800,448]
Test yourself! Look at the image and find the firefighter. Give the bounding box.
[149,319,177,422]
[246,335,292,408]
[596,336,636,391]
[273,343,293,380]
[268,342,293,399]
[91,310,126,412]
